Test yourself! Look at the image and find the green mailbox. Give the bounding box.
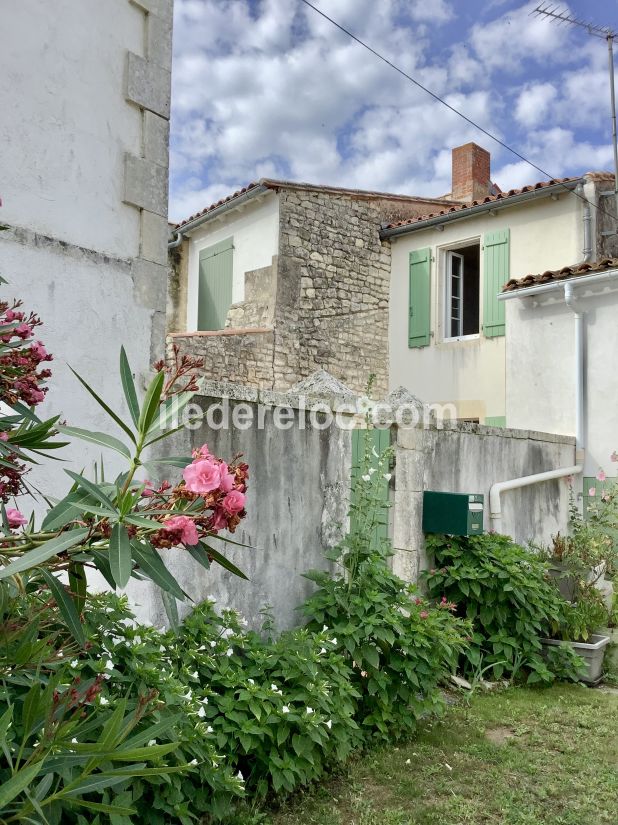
[422,491,484,536]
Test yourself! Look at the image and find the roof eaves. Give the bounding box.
[379,178,584,239]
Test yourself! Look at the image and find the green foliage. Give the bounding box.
[302,430,470,740]
[424,533,581,684]
[0,587,192,825]
[555,585,609,642]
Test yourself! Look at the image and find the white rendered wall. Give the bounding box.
[388,194,582,421]
[0,0,172,516]
[0,0,144,259]
[186,193,280,330]
[505,285,618,478]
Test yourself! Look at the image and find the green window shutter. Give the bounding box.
[484,416,506,427]
[350,428,391,546]
[408,248,431,348]
[482,229,509,338]
[197,237,234,331]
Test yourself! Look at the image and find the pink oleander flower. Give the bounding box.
[141,479,154,497]
[163,515,199,546]
[611,451,618,463]
[14,323,33,340]
[222,490,245,515]
[588,487,597,497]
[192,443,212,461]
[597,469,607,482]
[6,508,27,528]
[0,432,8,441]
[419,611,429,619]
[219,462,235,493]
[183,458,221,494]
[30,341,51,361]
[210,508,228,531]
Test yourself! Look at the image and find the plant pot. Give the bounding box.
[541,634,610,685]
[597,627,618,673]
[547,561,576,601]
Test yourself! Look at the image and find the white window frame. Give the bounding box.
[440,239,481,343]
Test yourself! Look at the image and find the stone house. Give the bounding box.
[167,181,461,395]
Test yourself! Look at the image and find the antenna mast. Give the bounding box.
[532,4,618,220]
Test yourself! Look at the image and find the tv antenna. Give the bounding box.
[532,4,618,217]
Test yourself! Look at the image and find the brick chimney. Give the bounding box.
[452,143,491,203]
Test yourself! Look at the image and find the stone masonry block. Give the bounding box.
[146,12,173,70]
[141,210,169,265]
[394,448,424,493]
[392,548,419,584]
[129,0,173,23]
[397,426,427,450]
[126,52,171,119]
[124,153,168,216]
[132,257,168,311]
[392,490,424,553]
[144,111,170,167]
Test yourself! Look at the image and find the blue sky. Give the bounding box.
[169,0,617,221]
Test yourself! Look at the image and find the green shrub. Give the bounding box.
[174,602,363,800]
[302,433,470,740]
[424,533,578,684]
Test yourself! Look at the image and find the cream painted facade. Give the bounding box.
[185,193,280,330]
[505,281,618,479]
[388,191,583,422]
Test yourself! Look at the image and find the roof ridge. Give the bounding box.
[383,177,582,230]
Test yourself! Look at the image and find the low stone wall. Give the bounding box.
[167,329,276,387]
[131,379,576,631]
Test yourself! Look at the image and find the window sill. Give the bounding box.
[441,333,480,343]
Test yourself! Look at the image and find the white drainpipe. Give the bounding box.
[489,464,582,534]
[487,271,618,532]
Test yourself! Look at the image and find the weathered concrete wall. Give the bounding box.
[392,422,576,582]
[132,383,353,631]
[0,0,173,510]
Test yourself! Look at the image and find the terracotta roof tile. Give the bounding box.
[175,182,263,229]
[174,179,461,230]
[502,257,618,292]
[383,177,581,229]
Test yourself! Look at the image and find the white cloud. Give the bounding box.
[169,0,615,222]
[515,82,557,127]
[469,1,576,73]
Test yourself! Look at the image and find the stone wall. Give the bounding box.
[169,187,445,395]
[168,329,276,387]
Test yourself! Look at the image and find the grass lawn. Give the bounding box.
[263,685,618,825]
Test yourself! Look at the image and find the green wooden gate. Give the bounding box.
[350,428,391,546]
[197,237,234,331]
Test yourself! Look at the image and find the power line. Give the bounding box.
[299,0,617,225]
